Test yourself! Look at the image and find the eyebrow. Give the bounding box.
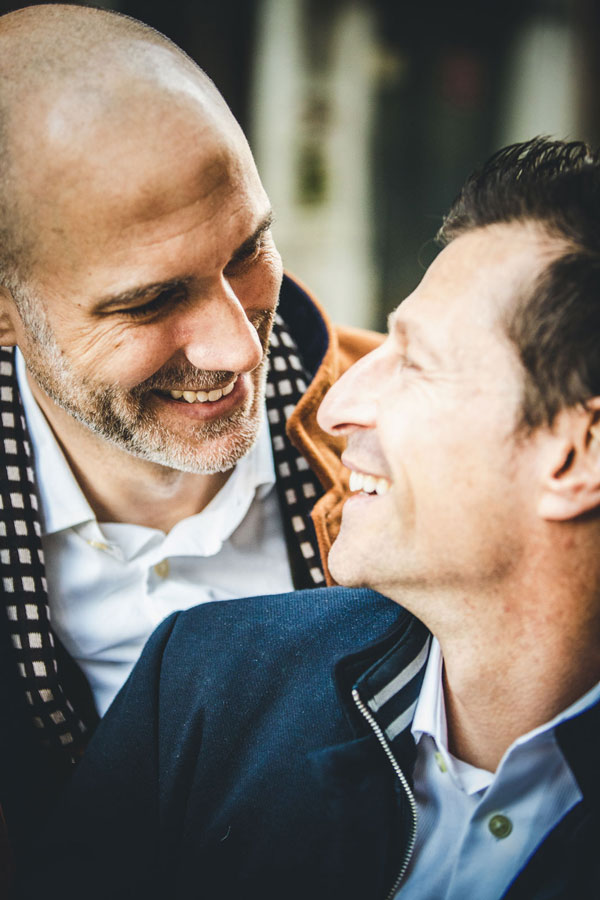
[92,210,275,313]
[228,211,274,264]
[92,277,194,313]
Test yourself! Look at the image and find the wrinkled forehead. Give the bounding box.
[9,55,259,270]
[396,223,566,331]
[12,40,246,187]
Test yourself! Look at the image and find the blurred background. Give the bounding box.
[2,0,598,329]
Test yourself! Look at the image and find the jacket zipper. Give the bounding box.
[352,687,418,900]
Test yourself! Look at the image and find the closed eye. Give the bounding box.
[223,242,262,276]
[115,287,186,320]
[224,216,274,277]
[397,353,419,372]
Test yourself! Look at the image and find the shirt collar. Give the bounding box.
[411,634,600,793]
[16,347,95,534]
[412,636,600,745]
[411,635,445,744]
[159,409,276,557]
[16,347,277,551]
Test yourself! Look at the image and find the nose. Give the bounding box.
[176,279,265,374]
[317,342,389,436]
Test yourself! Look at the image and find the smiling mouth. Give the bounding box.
[348,470,391,496]
[159,376,238,404]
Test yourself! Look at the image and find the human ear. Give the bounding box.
[538,401,600,521]
[0,287,19,346]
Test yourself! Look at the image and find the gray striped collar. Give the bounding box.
[354,620,431,748]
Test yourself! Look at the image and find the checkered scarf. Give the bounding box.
[0,313,324,761]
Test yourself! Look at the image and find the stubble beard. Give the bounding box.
[18,296,273,475]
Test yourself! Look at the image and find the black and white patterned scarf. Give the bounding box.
[0,313,324,762]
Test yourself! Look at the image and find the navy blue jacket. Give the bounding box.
[20,588,600,899]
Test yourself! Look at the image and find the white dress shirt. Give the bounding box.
[397,637,600,900]
[16,351,294,715]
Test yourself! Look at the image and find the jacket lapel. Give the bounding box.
[306,614,431,897]
[265,313,326,589]
[0,347,89,762]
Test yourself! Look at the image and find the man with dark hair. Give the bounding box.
[0,2,379,878]
[20,137,600,899]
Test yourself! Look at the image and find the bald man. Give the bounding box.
[0,3,378,875]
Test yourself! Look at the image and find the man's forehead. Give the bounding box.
[390,222,566,334]
[12,73,257,260]
[0,6,234,164]
[2,8,244,210]
[0,5,270,299]
[15,53,236,167]
[53,45,225,126]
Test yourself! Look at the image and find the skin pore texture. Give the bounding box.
[318,222,600,772]
[0,5,283,532]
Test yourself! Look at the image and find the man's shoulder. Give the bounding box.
[169,586,401,653]
[147,587,406,693]
[124,587,410,753]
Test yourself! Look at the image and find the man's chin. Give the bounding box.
[129,422,262,474]
[327,539,366,588]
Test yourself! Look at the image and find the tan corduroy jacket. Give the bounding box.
[284,276,383,583]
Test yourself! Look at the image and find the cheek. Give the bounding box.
[379,406,459,540]
[58,320,175,389]
[376,426,415,533]
[389,461,416,536]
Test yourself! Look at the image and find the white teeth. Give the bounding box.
[349,471,361,492]
[348,470,391,495]
[375,478,390,496]
[362,475,376,494]
[168,376,237,404]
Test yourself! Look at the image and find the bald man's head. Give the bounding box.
[0,3,228,295]
[0,4,281,477]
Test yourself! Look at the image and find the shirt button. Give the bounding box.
[434,751,447,773]
[88,540,109,552]
[153,559,170,579]
[488,814,512,839]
